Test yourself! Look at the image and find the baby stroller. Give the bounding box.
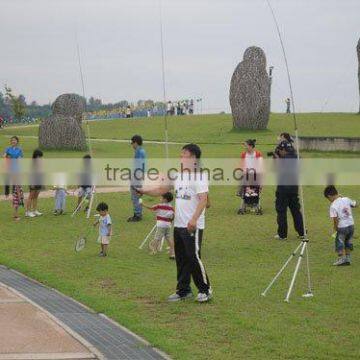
[237,186,263,215]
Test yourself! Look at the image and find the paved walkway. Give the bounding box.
[0,266,168,360]
[0,282,97,360]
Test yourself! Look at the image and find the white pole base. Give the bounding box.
[302,292,314,298]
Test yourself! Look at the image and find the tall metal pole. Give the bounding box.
[76,33,95,219]
[159,0,169,159]
[269,66,274,113]
[76,35,92,155]
[264,0,313,302]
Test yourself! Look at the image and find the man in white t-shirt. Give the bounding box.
[138,143,212,302]
[324,186,357,266]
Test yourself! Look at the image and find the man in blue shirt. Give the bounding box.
[128,135,146,222]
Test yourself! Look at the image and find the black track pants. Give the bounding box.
[174,227,210,296]
[275,191,304,238]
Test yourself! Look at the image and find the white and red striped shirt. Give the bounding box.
[152,203,174,228]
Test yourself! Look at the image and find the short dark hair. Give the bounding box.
[83,154,91,159]
[182,143,201,159]
[11,136,19,143]
[162,192,173,203]
[281,133,294,143]
[32,149,43,159]
[131,135,143,146]
[324,185,338,198]
[96,202,109,212]
[245,139,256,148]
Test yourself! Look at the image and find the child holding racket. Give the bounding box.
[142,192,175,259]
[94,202,112,257]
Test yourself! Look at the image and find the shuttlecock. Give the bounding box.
[139,198,143,204]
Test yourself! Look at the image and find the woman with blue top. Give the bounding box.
[3,136,24,220]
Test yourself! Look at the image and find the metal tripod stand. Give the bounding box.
[261,237,313,302]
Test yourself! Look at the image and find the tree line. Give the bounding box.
[0,87,166,123]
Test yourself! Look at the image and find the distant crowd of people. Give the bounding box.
[86,99,197,120]
[0,115,37,128]
[166,99,194,116]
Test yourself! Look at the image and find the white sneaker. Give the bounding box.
[196,292,211,303]
[274,234,287,241]
[33,210,43,216]
[25,211,36,218]
[208,287,213,298]
[168,292,193,302]
[333,257,349,266]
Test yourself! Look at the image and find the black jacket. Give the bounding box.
[276,151,299,194]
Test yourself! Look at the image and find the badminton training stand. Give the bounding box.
[261,237,313,302]
[139,225,157,250]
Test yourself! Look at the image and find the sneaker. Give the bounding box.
[99,252,107,257]
[208,287,213,299]
[53,210,58,215]
[169,255,175,260]
[274,234,287,241]
[333,257,349,266]
[25,211,36,218]
[127,215,142,222]
[168,292,193,302]
[196,292,211,303]
[33,210,43,216]
[345,255,351,264]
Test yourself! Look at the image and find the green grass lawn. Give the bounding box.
[2,112,360,158]
[1,113,360,359]
[3,112,360,141]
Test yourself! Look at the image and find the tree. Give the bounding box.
[137,100,145,108]
[0,91,12,119]
[115,100,128,108]
[88,96,102,111]
[154,101,165,109]
[144,99,154,109]
[4,86,27,120]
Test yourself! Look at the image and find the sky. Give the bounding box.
[1,0,359,113]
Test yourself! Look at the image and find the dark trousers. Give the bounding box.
[174,227,210,296]
[275,191,304,238]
